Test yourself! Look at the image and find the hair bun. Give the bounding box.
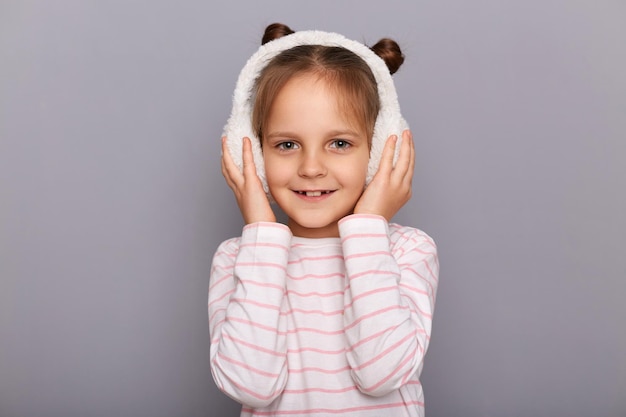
[262,23,295,45]
[370,38,404,75]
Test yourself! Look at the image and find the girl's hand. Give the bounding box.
[221,137,276,224]
[354,130,414,221]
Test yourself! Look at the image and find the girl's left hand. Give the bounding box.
[353,130,414,221]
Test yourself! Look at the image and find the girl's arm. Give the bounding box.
[208,222,291,407]
[339,214,439,397]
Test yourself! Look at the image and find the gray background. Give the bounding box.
[1,0,625,416]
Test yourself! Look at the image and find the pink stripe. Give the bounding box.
[413,247,437,257]
[218,317,346,336]
[287,346,346,355]
[239,279,284,291]
[401,366,417,385]
[208,308,227,328]
[283,385,357,394]
[208,272,234,291]
[365,344,418,392]
[401,371,411,385]
[287,289,344,298]
[347,323,403,351]
[229,298,281,311]
[422,258,439,282]
[340,213,384,222]
[350,285,396,303]
[220,334,286,357]
[393,227,435,247]
[288,272,344,281]
[212,365,284,402]
[236,261,287,272]
[347,324,425,352]
[212,252,237,268]
[344,304,410,331]
[392,233,437,257]
[288,254,344,264]
[348,269,397,281]
[281,326,344,336]
[392,245,407,258]
[341,233,387,243]
[281,307,343,317]
[290,241,339,249]
[212,331,337,348]
[208,288,235,308]
[215,351,280,378]
[353,329,421,371]
[397,357,418,387]
[401,266,436,296]
[242,400,425,416]
[400,294,433,319]
[344,250,391,260]
[239,242,289,252]
[415,233,436,248]
[400,293,433,319]
[398,282,430,297]
[389,228,413,242]
[209,307,226,317]
[397,263,423,274]
[289,365,351,374]
[210,262,234,275]
[225,317,279,333]
[244,222,289,232]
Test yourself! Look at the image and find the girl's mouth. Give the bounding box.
[295,190,334,197]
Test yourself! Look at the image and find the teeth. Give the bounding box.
[306,191,322,197]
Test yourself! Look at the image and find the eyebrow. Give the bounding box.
[265,129,363,140]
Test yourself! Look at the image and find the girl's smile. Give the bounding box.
[263,73,370,238]
[293,189,335,197]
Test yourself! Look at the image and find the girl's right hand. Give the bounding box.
[221,136,276,224]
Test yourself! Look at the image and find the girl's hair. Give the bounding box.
[252,23,404,145]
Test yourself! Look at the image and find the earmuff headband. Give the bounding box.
[223,30,408,194]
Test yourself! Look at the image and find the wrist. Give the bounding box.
[353,206,392,221]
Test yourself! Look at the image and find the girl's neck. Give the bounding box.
[287,219,339,239]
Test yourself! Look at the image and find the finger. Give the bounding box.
[221,136,234,168]
[221,137,232,179]
[221,137,243,187]
[241,137,258,179]
[407,131,415,181]
[377,135,397,177]
[395,130,412,170]
[397,130,412,169]
[390,130,412,184]
[221,156,237,189]
[400,130,415,188]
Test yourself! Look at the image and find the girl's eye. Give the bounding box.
[277,141,299,151]
[330,139,351,150]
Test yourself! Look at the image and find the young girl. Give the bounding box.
[209,23,439,417]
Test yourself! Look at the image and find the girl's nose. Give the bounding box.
[297,151,327,178]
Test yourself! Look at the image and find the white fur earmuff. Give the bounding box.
[222,29,408,194]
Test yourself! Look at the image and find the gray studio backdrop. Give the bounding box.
[1,1,625,416]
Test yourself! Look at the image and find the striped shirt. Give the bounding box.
[209,214,439,416]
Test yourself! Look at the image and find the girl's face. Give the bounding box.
[263,73,370,238]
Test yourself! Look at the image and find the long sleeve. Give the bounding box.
[339,214,439,397]
[208,222,292,407]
